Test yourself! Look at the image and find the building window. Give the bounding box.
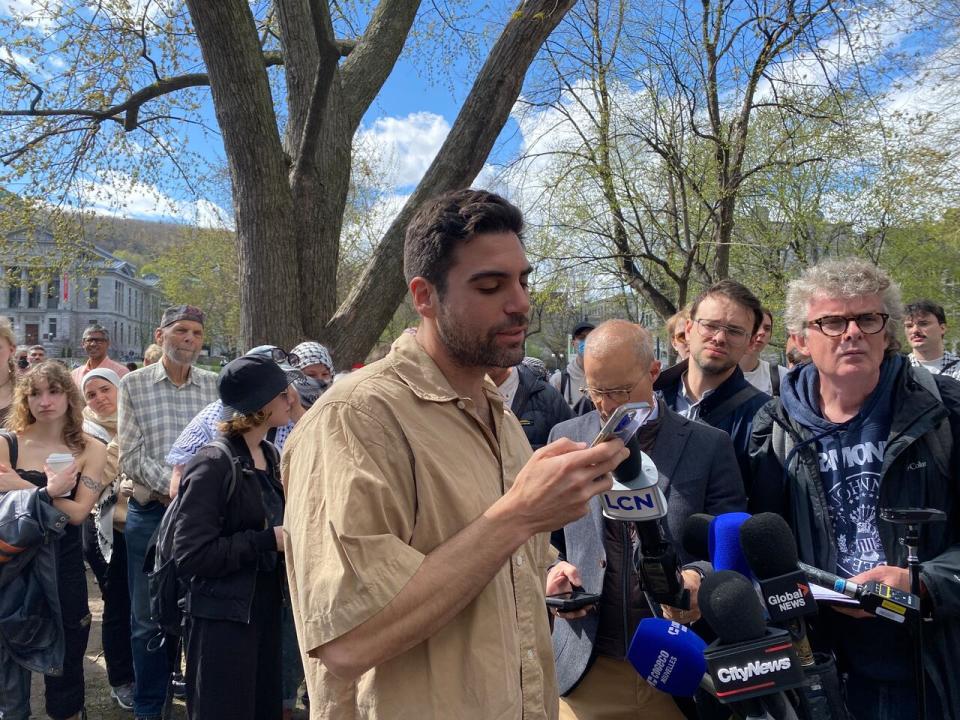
[128,288,132,315]
[48,318,57,339]
[121,323,125,345]
[47,276,60,309]
[7,267,20,308]
[115,281,123,312]
[26,278,41,309]
[88,278,99,309]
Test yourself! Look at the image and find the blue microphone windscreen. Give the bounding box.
[627,618,707,697]
[709,512,753,578]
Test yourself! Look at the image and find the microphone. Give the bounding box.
[606,434,689,609]
[698,571,805,719]
[739,514,852,720]
[709,512,753,578]
[796,561,920,624]
[627,618,709,697]
[682,512,714,562]
[739,514,816,666]
[600,436,667,522]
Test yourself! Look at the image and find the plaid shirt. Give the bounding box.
[908,351,960,381]
[117,361,219,495]
[165,399,293,466]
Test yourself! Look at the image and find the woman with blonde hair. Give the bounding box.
[0,360,107,720]
[0,318,17,423]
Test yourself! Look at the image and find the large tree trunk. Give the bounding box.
[325,0,578,366]
[185,0,303,346]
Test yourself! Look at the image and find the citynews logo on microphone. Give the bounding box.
[716,656,793,684]
[704,629,806,702]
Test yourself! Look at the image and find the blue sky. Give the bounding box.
[2,0,958,233]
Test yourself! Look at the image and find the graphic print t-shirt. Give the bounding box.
[816,404,893,578]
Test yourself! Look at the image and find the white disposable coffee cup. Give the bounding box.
[46,453,75,496]
[46,452,75,473]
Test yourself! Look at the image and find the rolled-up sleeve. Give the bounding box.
[284,400,425,654]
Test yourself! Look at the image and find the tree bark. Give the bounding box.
[325,0,578,366]
[185,0,303,346]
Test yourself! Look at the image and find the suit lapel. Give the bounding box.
[649,407,692,497]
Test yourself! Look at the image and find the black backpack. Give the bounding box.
[143,437,259,641]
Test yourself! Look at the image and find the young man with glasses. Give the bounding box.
[655,279,770,485]
[545,320,745,720]
[71,324,130,387]
[749,258,960,719]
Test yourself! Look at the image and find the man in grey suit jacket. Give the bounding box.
[545,320,747,720]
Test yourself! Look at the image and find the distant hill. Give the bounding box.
[80,215,204,265]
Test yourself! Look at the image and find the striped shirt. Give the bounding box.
[117,360,218,495]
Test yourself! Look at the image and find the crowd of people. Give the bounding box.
[1,186,959,720]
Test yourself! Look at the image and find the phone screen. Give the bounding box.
[592,402,652,448]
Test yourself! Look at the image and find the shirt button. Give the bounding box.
[515,556,524,567]
[527,649,534,660]
[456,401,466,410]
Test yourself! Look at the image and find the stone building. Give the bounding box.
[1,226,162,360]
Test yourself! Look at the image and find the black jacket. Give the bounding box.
[749,364,960,718]
[173,434,283,624]
[511,364,573,449]
[655,359,769,489]
[0,487,68,675]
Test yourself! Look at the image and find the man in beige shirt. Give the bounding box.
[283,189,628,720]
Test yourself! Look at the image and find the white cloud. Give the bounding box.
[355,112,450,189]
[75,171,233,230]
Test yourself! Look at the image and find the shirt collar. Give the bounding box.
[388,333,501,406]
[152,357,201,387]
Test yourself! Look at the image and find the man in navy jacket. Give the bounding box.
[655,280,769,490]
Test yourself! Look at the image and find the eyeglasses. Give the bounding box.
[693,319,750,344]
[266,347,300,367]
[580,377,645,404]
[83,337,108,344]
[808,313,889,337]
[673,333,686,342]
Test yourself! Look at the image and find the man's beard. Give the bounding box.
[436,306,526,369]
[163,343,201,366]
[693,346,737,376]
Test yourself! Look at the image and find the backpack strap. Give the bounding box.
[700,385,763,426]
[770,364,781,397]
[0,430,17,468]
[941,357,960,374]
[560,370,570,404]
[207,437,241,504]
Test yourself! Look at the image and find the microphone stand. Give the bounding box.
[880,507,947,720]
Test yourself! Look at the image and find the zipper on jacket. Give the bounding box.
[621,522,631,654]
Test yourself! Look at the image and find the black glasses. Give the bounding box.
[693,318,750,344]
[83,337,108,344]
[268,347,300,366]
[808,313,889,337]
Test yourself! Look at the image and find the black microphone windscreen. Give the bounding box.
[738,513,799,579]
[612,431,644,484]
[697,570,768,644]
[681,513,713,561]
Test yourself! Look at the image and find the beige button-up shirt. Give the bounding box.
[283,333,558,719]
